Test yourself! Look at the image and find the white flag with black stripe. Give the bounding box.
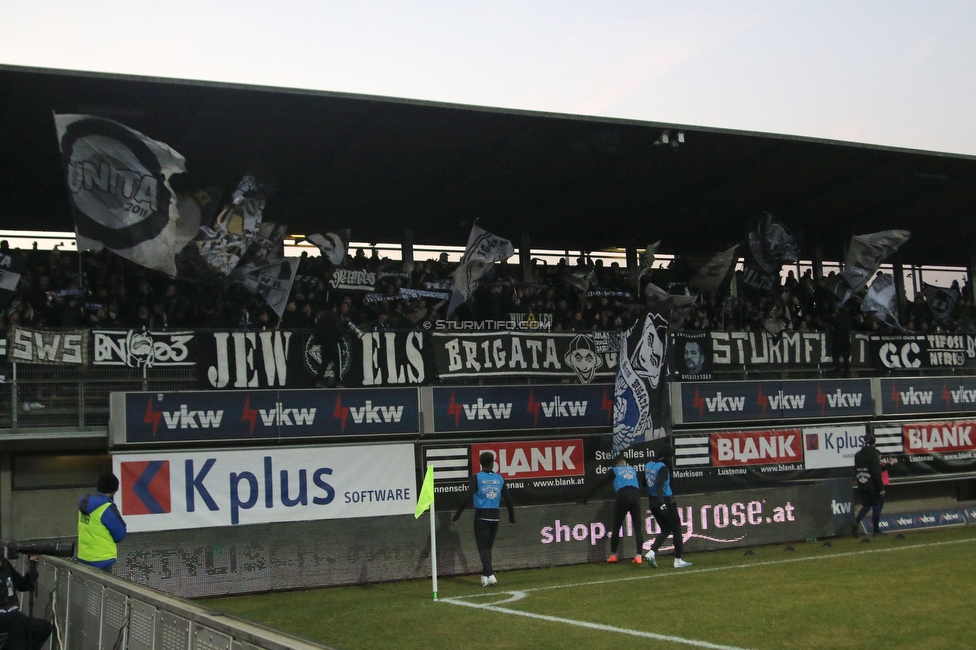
[447,225,514,316]
[55,114,186,276]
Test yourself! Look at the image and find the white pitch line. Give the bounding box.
[447,535,976,600]
[441,595,753,650]
[440,535,976,648]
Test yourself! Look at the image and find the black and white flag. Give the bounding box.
[832,230,910,305]
[861,273,902,330]
[301,230,350,266]
[230,257,299,318]
[447,225,514,316]
[54,114,186,276]
[612,305,672,455]
[688,245,739,293]
[0,254,22,301]
[922,283,959,324]
[639,241,661,277]
[741,214,799,296]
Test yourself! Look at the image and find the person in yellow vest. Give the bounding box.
[78,472,126,572]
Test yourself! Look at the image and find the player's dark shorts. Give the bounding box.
[858,489,883,508]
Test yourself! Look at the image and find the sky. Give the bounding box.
[2,1,976,157]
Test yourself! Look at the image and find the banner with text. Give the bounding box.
[432,331,618,383]
[870,333,976,371]
[8,326,89,365]
[114,443,417,532]
[878,377,976,416]
[431,384,614,433]
[677,378,874,424]
[116,388,421,445]
[93,330,195,368]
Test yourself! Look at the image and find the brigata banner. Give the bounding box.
[8,326,89,365]
[431,384,613,433]
[878,377,976,415]
[93,330,195,368]
[113,443,416,532]
[870,333,976,370]
[676,378,873,424]
[113,388,421,445]
[431,331,618,383]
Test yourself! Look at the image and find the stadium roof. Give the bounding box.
[2,64,976,267]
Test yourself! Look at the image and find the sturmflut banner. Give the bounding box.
[114,444,417,532]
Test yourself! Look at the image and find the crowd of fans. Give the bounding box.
[1,241,974,336]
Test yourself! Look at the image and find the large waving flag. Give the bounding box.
[861,273,903,330]
[612,305,672,455]
[688,245,739,293]
[447,225,514,316]
[832,230,911,305]
[55,114,186,276]
[301,230,350,266]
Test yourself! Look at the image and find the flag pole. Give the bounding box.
[429,491,438,601]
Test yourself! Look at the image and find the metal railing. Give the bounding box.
[23,555,333,650]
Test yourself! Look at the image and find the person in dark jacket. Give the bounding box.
[78,472,127,571]
[0,552,52,650]
[314,304,346,387]
[644,447,692,568]
[452,452,515,587]
[853,433,886,536]
[582,457,646,564]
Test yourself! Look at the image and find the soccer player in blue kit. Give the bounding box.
[644,447,692,568]
[453,452,515,587]
[582,457,646,564]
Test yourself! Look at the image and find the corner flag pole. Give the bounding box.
[415,465,437,601]
[429,487,438,601]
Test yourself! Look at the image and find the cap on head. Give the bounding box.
[864,433,876,446]
[97,472,120,494]
[479,451,495,471]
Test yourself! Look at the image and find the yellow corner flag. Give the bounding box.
[415,465,435,518]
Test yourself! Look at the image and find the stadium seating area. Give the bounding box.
[1,241,973,335]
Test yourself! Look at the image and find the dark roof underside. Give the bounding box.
[2,65,975,266]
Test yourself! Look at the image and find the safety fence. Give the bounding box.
[20,554,332,650]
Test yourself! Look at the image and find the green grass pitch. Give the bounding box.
[201,525,976,650]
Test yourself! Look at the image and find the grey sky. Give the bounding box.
[2,1,975,155]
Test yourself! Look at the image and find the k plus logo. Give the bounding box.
[144,397,223,433]
[120,460,171,515]
[805,433,819,451]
